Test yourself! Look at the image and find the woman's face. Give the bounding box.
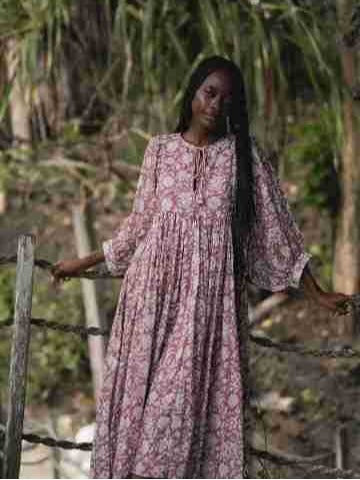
[190,69,233,133]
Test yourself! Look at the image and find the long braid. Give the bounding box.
[229,63,255,480]
[175,55,256,477]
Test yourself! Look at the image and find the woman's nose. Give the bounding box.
[209,96,221,115]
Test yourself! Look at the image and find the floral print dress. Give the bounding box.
[89,132,311,479]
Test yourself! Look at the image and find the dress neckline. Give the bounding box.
[178,132,229,150]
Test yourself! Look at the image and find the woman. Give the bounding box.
[52,56,349,479]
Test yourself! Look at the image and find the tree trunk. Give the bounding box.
[72,201,107,402]
[333,0,360,335]
[5,38,31,144]
[1,38,32,215]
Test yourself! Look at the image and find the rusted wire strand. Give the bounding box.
[22,432,92,451]
[251,446,360,479]
[6,429,360,479]
[0,317,109,336]
[250,333,360,359]
[2,316,360,359]
[1,251,360,324]
[31,317,109,337]
[0,255,120,279]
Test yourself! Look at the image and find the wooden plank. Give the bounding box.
[3,234,35,478]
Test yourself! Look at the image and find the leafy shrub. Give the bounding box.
[285,106,341,217]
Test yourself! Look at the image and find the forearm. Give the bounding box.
[52,249,106,281]
[74,250,105,271]
[299,263,325,301]
[299,262,351,312]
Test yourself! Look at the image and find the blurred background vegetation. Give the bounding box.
[0,0,360,477]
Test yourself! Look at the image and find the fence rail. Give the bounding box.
[1,236,360,478]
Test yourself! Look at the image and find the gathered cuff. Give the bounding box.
[247,251,312,292]
[102,239,121,275]
[289,251,312,289]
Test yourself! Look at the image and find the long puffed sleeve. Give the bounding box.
[246,138,311,292]
[103,135,160,275]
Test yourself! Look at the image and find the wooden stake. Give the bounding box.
[3,235,35,478]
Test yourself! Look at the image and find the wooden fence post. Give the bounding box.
[335,420,349,471]
[2,234,35,479]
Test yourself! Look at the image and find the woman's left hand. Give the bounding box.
[316,291,352,315]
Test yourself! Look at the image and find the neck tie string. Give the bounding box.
[193,149,208,205]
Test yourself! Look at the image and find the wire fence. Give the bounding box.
[2,426,360,479]
[0,255,118,279]
[2,315,360,359]
[249,446,360,479]
[1,250,360,478]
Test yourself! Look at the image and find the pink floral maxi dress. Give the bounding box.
[89,132,311,479]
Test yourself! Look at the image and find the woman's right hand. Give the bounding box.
[50,251,105,287]
[51,259,84,286]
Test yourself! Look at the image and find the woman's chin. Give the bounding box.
[200,118,221,133]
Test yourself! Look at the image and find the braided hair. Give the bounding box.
[175,56,256,279]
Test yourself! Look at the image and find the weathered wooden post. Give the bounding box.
[335,420,349,471]
[2,234,35,478]
[72,203,107,402]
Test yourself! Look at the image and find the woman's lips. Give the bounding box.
[203,113,218,122]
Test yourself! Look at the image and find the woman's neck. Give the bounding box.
[182,125,220,147]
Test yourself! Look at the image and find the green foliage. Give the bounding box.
[309,241,333,289]
[285,106,342,215]
[255,464,289,479]
[62,119,82,142]
[0,0,71,78]
[0,269,15,319]
[300,387,321,407]
[0,266,93,405]
[27,325,90,404]
[26,270,90,403]
[251,344,290,392]
[0,270,15,389]
[0,0,345,136]
[282,105,343,288]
